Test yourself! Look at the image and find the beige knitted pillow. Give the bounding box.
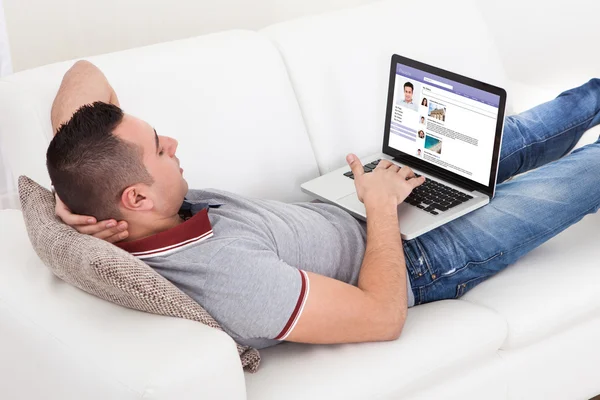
[18,175,260,372]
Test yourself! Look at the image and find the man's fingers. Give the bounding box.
[91,223,128,240]
[346,153,364,178]
[97,230,129,244]
[376,160,401,172]
[75,220,126,236]
[397,166,415,179]
[387,163,400,173]
[57,211,97,226]
[74,222,112,235]
[409,176,426,188]
[55,200,97,225]
[376,160,393,169]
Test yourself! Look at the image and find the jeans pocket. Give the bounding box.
[403,239,429,282]
[456,275,490,298]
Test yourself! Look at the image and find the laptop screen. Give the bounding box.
[386,62,501,187]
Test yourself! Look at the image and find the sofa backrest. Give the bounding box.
[262,0,510,173]
[0,30,319,209]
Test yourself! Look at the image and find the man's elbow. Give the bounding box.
[385,323,404,341]
[382,310,407,341]
[71,59,94,70]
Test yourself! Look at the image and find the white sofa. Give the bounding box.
[1,1,599,399]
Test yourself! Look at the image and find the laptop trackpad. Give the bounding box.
[337,193,366,215]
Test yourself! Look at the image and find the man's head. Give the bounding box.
[403,82,414,103]
[47,102,188,222]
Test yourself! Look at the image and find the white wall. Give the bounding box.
[479,0,600,91]
[3,0,375,71]
[7,0,599,82]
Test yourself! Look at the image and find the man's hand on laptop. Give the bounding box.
[346,154,425,207]
[55,194,129,243]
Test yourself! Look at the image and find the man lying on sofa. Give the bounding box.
[48,60,600,349]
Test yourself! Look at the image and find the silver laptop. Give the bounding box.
[301,54,507,239]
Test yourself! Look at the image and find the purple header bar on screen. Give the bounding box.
[396,64,500,107]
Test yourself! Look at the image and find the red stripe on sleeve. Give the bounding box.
[275,270,307,340]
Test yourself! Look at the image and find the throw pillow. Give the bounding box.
[18,175,260,372]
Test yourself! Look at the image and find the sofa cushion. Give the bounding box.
[0,30,319,210]
[261,0,509,174]
[17,175,260,371]
[461,211,600,350]
[0,208,247,399]
[245,300,507,400]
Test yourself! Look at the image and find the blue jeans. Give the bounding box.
[404,78,600,305]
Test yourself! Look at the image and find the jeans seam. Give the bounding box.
[500,114,596,163]
[415,239,436,279]
[456,275,489,297]
[415,251,503,292]
[450,252,503,279]
[402,241,419,280]
[417,286,426,306]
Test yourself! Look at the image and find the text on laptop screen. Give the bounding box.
[388,63,501,186]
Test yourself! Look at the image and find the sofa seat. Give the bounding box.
[462,206,600,350]
[0,210,247,399]
[245,300,507,400]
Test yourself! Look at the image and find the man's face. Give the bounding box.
[114,114,188,215]
[404,86,413,103]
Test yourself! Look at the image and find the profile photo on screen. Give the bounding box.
[396,80,420,111]
[421,98,428,107]
[418,130,425,139]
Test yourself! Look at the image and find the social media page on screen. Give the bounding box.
[388,63,500,186]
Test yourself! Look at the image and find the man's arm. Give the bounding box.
[51,60,128,243]
[51,60,120,135]
[285,155,424,344]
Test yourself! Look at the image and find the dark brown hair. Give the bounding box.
[47,102,153,220]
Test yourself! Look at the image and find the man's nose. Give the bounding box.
[167,137,178,156]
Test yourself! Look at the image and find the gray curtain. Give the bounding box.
[0,0,16,209]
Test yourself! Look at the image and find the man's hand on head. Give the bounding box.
[50,61,127,244]
[55,194,129,243]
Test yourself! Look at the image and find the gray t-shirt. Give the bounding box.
[130,189,414,349]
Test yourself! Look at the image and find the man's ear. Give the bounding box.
[121,185,154,212]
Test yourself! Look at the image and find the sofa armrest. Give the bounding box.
[0,210,246,400]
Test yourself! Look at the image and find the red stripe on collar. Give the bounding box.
[116,208,213,259]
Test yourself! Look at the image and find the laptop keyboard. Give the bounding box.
[343,159,473,216]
